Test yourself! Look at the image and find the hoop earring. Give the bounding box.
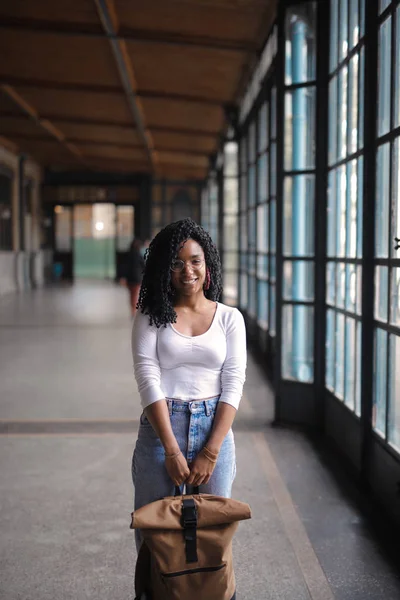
[204,268,211,291]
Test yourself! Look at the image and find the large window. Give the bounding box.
[222,142,239,306]
[326,0,365,414]
[373,0,400,452]
[282,4,317,382]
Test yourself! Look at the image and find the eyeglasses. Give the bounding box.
[170,258,205,272]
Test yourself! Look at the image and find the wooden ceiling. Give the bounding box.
[0,0,276,180]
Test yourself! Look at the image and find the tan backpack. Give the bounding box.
[131,487,251,600]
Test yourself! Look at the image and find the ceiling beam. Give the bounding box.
[0,17,256,53]
[0,112,220,139]
[0,76,226,105]
[93,0,156,169]
[0,134,18,153]
[0,85,83,161]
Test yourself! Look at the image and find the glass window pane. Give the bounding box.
[285,6,316,84]
[271,87,277,139]
[270,255,276,282]
[330,0,339,72]
[388,334,400,450]
[375,143,390,258]
[240,272,248,309]
[285,88,316,171]
[380,0,391,14]
[327,169,337,256]
[270,199,276,252]
[240,137,247,174]
[335,313,345,399]
[224,178,238,215]
[339,0,349,59]
[248,209,256,251]
[326,309,336,391]
[338,66,348,159]
[392,137,400,257]
[249,122,256,164]
[346,264,357,313]
[327,261,336,305]
[396,7,400,128]
[224,142,238,177]
[257,153,268,203]
[356,264,362,315]
[373,328,388,437]
[116,205,134,251]
[390,267,400,326]
[257,254,268,279]
[257,204,268,252]
[349,0,359,49]
[240,214,247,252]
[224,251,238,271]
[284,175,315,257]
[347,160,358,258]
[248,275,257,317]
[257,280,269,330]
[282,304,314,382]
[336,262,346,308]
[240,174,247,212]
[283,260,314,301]
[223,214,238,252]
[357,157,363,257]
[248,165,256,207]
[359,47,365,149]
[348,54,359,155]
[329,76,338,165]
[378,17,392,137]
[344,317,356,410]
[375,266,389,322]
[337,166,347,257]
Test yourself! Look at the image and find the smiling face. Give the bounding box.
[170,238,206,298]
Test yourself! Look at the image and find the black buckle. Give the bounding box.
[182,499,197,528]
[182,498,198,563]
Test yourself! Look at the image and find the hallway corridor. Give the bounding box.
[0,283,399,600]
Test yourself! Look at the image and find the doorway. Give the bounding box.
[73,204,116,279]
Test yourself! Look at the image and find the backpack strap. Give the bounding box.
[182,498,198,563]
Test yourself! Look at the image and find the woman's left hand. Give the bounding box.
[186,452,216,486]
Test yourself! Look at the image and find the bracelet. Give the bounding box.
[202,445,219,463]
[164,450,181,459]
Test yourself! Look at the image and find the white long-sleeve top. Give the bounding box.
[131,302,247,410]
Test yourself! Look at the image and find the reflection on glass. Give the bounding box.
[373,328,387,437]
[338,66,348,158]
[390,268,400,326]
[282,304,314,382]
[330,0,338,72]
[257,153,268,203]
[283,175,315,257]
[346,264,357,313]
[326,261,336,304]
[392,138,400,257]
[257,280,269,330]
[388,334,400,450]
[378,17,392,137]
[348,55,359,154]
[257,204,268,252]
[283,260,314,301]
[375,266,389,322]
[344,317,356,410]
[326,309,335,390]
[375,143,390,257]
[327,170,336,256]
[329,77,338,165]
[335,313,345,399]
[340,0,348,59]
[349,0,359,49]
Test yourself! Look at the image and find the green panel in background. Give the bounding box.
[74,237,116,279]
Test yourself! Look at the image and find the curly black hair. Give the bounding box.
[137,218,222,327]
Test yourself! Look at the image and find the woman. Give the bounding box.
[131,218,247,550]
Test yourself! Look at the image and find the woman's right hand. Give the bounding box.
[165,450,190,486]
